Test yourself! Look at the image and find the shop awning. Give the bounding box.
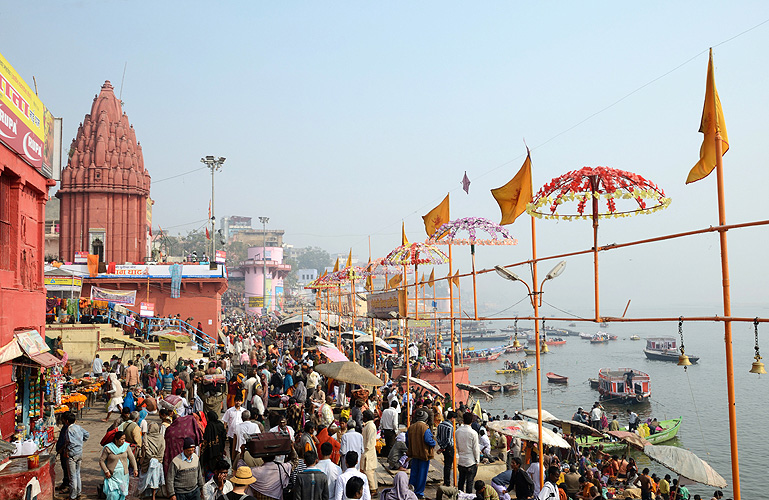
[28,351,61,368]
[0,340,23,365]
[101,336,150,349]
[156,331,192,343]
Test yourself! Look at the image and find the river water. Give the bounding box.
[460,316,766,499]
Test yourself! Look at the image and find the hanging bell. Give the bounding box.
[677,353,692,367]
[512,338,521,348]
[541,341,549,353]
[749,355,766,374]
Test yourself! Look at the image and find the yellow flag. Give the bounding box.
[491,150,533,225]
[333,258,339,273]
[472,400,483,418]
[687,48,729,184]
[428,269,435,288]
[365,259,373,291]
[422,193,450,238]
[346,249,352,268]
[401,222,409,246]
[389,274,402,289]
[451,270,460,288]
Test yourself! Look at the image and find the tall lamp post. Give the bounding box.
[494,260,566,489]
[200,156,225,267]
[259,216,270,316]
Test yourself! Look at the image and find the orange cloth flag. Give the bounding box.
[451,270,460,288]
[87,254,99,277]
[491,149,533,225]
[346,249,352,268]
[401,222,409,246]
[422,193,450,238]
[687,48,729,184]
[428,269,435,288]
[389,274,402,289]
[333,258,339,273]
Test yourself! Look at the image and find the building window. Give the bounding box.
[0,172,16,270]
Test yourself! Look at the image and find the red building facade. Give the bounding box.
[0,134,52,437]
[57,81,151,264]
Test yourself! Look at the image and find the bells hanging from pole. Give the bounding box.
[512,337,521,349]
[677,317,691,371]
[540,340,549,353]
[512,318,521,348]
[750,318,766,375]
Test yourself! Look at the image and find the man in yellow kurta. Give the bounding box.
[361,410,379,495]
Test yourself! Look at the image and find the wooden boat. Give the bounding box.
[608,335,618,340]
[590,333,610,344]
[463,352,501,363]
[546,372,568,384]
[589,378,600,389]
[643,337,699,363]
[580,417,682,452]
[477,380,502,392]
[546,338,566,345]
[503,383,519,392]
[597,367,651,403]
[524,348,548,356]
[495,364,533,374]
[630,335,641,341]
[465,332,511,342]
[504,344,523,353]
[579,332,593,340]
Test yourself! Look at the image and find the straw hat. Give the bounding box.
[230,466,256,485]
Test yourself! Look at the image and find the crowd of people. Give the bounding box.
[52,311,727,500]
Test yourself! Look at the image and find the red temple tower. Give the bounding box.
[57,81,151,264]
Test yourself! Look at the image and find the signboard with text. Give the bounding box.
[74,251,88,264]
[215,250,226,264]
[44,275,83,291]
[140,302,155,317]
[158,338,175,352]
[248,296,264,308]
[366,290,406,320]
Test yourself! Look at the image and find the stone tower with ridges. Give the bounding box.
[57,81,151,264]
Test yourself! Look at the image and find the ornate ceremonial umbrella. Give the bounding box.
[526,166,671,321]
[382,242,447,321]
[429,216,517,319]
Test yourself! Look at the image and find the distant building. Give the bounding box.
[296,268,318,285]
[45,197,60,259]
[220,215,252,240]
[231,228,284,248]
[242,245,291,316]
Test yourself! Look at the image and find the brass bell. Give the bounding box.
[512,338,521,348]
[677,353,692,367]
[749,355,767,375]
[541,342,549,353]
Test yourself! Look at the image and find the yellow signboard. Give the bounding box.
[411,320,431,328]
[158,338,175,352]
[44,275,83,291]
[248,296,264,308]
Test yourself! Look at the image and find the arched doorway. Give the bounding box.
[92,238,104,262]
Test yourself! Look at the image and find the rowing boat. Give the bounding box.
[495,365,533,374]
[546,372,568,384]
[580,417,682,452]
[463,352,501,363]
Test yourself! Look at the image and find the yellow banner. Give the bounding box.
[0,51,46,142]
[248,296,264,307]
[158,338,175,352]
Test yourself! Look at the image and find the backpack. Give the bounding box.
[100,427,118,446]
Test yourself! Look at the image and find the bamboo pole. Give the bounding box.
[448,244,458,486]
[715,131,741,500]
[471,244,479,320]
[351,276,357,362]
[404,263,411,427]
[591,175,600,322]
[531,216,545,489]
[300,302,304,354]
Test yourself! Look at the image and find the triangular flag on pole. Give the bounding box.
[389,274,402,289]
[205,227,210,240]
[333,258,339,273]
[451,270,460,288]
[472,399,483,418]
[428,269,435,288]
[687,48,729,184]
[490,149,533,225]
[422,193,450,238]
[462,171,471,194]
[346,249,352,268]
[401,222,409,246]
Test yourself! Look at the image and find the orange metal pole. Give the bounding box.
[351,277,357,362]
[531,216,544,489]
[591,176,601,322]
[300,302,304,354]
[715,132,740,500]
[403,263,410,428]
[471,245,479,320]
[458,282,463,365]
[448,244,458,486]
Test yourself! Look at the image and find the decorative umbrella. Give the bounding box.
[643,445,727,488]
[607,430,651,450]
[314,361,384,387]
[398,375,441,396]
[487,419,571,448]
[428,216,517,320]
[318,345,349,362]
[526,166,671,321]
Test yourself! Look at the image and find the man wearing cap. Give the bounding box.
[406,409,436,499]
[168,437,205,500]
[228,465,258,500]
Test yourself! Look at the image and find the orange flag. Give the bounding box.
[491,149,533,225]
[346,249,352,268]
[450,270,460,288]
[687,48,729,184]
[422,193,450,238]
[389,274,402,289]
[428,269,435,288]
[333,258,339,273]
[401,222,409,246]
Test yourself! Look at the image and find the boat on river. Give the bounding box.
[579,332,593,340]
[590,333,610,344]
[503,382,519,392]
[597,367,651,403]
[524,348,548,356]
[546,372,568,384]
[465,332,512,342]
[477,380,502,392]
[580,417,682,451]
[546,338,566,345]
[496,362,533,374]
[643,337,699,363]
[504,344,523,353]
[463,351,501,363]
[589,378,600,389]
[630,335,641,340]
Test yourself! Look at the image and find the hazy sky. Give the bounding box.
[6,1,769,320]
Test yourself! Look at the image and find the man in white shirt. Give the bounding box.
[590,403,603,430]
[268,416,295,463]
[538,466,560,500]
[202,458,233,500]
[92,354,104,378]
[334,451,371,500]
[235,410,261,459]
[379,400,399,455]
[339,418,364,471]
[316,441,342,499]
[242,371,258,411]
[221,396,244,459]
[455,412,480,493]
[306,369,321,399]
[527,451,542,497]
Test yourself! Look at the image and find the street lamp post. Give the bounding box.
[259,216,270,316]
[200,156,226,267]
[494,260,566,489]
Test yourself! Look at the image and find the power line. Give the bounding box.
[153,166,208,184]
